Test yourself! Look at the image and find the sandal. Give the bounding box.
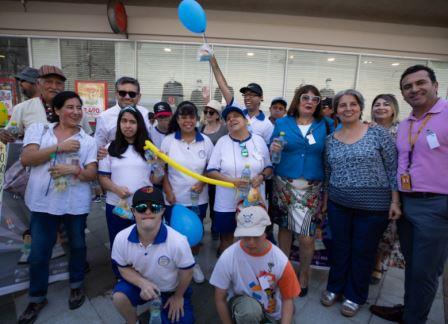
[370,268,383,285]
[18,299,48,324]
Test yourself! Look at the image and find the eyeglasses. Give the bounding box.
[239,143,249,157]
[118,90,138,99]
[134,203,165,214]
[300,94,321,104]
[203,109,217,116]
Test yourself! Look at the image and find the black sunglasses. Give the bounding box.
[204,109,216,116]
[134,203,164,214]
[118,90,138,99]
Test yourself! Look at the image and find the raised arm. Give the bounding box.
[210,55,233,105]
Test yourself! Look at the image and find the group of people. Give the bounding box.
[1,53,446,324]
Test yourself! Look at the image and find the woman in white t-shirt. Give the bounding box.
[98,107,161,276]
[207,105,272,256]
[162,101,214,284]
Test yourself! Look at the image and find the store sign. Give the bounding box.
[75,80,108,125]
[107,0,128,34]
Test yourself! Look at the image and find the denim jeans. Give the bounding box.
[28,212,87,303]
[326,200,388,304]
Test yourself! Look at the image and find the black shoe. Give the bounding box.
[369,304,404,322]
[18,299,48,324]
[69,288,86,310]
[299,287,308,297]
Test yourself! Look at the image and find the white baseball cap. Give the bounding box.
[234,206,271,237]
[205,100,223,114]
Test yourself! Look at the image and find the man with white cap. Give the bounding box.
[210,206,300,324]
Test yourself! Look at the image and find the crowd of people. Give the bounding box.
[0,55,446,324]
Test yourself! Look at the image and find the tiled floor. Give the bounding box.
[2,202,445,323]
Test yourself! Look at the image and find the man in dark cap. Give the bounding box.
[15,67,40,100]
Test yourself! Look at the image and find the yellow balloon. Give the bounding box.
[144,140,235,188]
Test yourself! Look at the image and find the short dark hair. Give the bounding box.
[287,85,322,119]
[399,65,437,90]
[52,91,83,123]
[115,76,141,93]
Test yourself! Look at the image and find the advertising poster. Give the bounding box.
[75,80,108,126]
[0,78,18,123]
[0,143,68,296]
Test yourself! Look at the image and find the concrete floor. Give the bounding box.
[1,201,445,324]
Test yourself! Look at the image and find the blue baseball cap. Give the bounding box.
[222,105,245,121]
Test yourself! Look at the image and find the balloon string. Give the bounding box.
[202,33,208,45]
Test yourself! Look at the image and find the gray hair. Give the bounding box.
[333,89,365,112]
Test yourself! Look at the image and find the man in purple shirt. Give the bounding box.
[370,65,448,323]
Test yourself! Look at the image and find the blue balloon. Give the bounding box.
[178,0,207,34]
[170,204,203,246]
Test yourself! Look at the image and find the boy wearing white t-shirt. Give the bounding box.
[111,186,195,324]
[210,206,301,324]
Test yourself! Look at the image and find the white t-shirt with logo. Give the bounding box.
[98,144,152,207]
[206,134,272,212]
[161,132,214,206]
[210,241,300,320]
[112,224,195,292]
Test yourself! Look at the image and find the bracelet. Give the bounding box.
[391,201,401,206]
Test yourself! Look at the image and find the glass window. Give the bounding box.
[285,51,358,106]
[0,37,29,78]
[31,38,59,69]
[60,39,117,106]
[357,56,426,121]
[212,46,286,112]
[428,61,448,101]
[137,42,210,112]
[115,41,135,80]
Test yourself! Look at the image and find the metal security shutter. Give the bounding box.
[285,51,358,108]
[137,42,210,113]
[357,55,426,121]
[31,38,59,69]
[212,46,286,113]
[60,39,116,106]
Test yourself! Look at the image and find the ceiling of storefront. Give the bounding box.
[26,0,448,28]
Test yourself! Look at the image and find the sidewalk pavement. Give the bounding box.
[1,202,445,323]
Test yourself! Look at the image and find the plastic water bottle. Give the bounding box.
[239,164,251,200]
[145,149,156,163]
[148,298,162,324]
[113,199,134,220]
[190,188,200,216]
[152,162,165,178]
[7,121,19,139]
[271,131,286,164]
[66,152,80,184]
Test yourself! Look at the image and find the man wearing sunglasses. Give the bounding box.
[112,186,195,324]
[95,76,152,150]
[208,54,274,144]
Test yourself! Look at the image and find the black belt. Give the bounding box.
[401,192,447,199]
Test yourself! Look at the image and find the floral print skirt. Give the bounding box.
[271,176,321,236]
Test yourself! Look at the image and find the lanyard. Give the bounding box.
[406,114,432,171]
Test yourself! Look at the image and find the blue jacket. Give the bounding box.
[271,116,334,180]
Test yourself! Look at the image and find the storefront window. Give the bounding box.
[0,37,29,79]
[212,46,286,112]
[31,38,59,69]
[428,61,448,101]
[357,55,426,120]
[285,51,358,106]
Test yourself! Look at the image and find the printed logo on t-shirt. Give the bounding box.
[248,268,277,314]
[198,149,206,159]
[158,255,171,266]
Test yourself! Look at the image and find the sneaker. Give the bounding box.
[18,299,48,324]
[92,195,101,203]
[69,287,86,310]
[192,263,205,284]
[320,290,338,307]
[341,298,360,317]
[51,243,66,259]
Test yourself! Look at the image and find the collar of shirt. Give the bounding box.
[229,133,252,143]
[49,122,86,139]
[155,126,167,135]
[174,129,204,142]
[243,109,266,121]
[127,223,167,245]
[407,98,444,121]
